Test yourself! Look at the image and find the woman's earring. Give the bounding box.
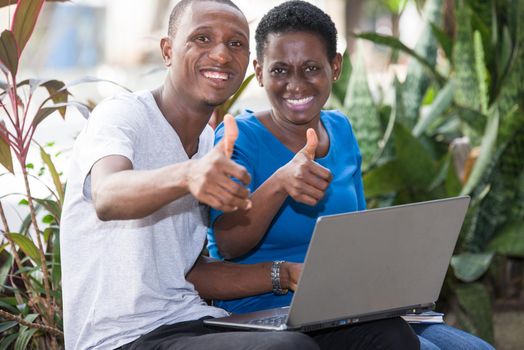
[333,76,338,81]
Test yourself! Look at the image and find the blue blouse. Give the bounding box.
[208,109,366,313]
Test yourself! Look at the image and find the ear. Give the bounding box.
[331,53,343,82]
[160,37,173,67]
[253,59,263,87]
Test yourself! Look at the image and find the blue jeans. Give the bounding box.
[412,324,495,350]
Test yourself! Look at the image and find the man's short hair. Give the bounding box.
[168,0,242,37]
[255,0,338,62]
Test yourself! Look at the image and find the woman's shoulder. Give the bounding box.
[321,109,353,130]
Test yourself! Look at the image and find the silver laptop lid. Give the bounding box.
[287,196,470,327]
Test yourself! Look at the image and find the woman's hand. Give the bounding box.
[280,262,303,291]
[275,128,332,206]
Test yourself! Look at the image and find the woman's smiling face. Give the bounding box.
[255,31,341,126]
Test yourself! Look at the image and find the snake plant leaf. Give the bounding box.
[363,160,405,197]
[0,30,19,77]
[344,46,382,170]
[453,5,481,111]
[474,31,489,114]
[430,22,452,61]
[11,0,45,56]
[355,32,444,85]
[413,81,454,136]
[393,122,437,188]
[454,282,494,344]
[400,0,443,128]
[461,109,499,195]
[487,221,524,257]
[0,121,13,174]
[451,252,494,282]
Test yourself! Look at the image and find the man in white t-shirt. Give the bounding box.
[60,0,316,349]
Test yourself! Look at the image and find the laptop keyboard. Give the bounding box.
[247,315,287,327]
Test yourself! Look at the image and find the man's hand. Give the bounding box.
[186,114,252,212]
[280,262,303,291]
[275,128,332,206]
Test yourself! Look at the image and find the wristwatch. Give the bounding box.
[271,260,289,295]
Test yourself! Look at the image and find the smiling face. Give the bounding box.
[255,31,341,126]
[162,1,250,109]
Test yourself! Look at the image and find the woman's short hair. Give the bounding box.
[255,0,338,62]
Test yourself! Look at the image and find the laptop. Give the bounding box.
[204,196,470,332]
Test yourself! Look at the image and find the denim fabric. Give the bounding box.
[413,324,495,350]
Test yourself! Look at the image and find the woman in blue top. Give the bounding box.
[208,1,494,349]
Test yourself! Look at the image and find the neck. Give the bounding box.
[152,82,214,157]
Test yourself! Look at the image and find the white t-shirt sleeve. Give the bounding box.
[76,96,142,200]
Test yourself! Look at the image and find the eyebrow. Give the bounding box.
[190,25,248,41]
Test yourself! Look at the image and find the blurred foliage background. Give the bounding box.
[0,0,522,348]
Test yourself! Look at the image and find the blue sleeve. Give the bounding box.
[209,119,258,228]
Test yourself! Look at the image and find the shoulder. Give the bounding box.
[88,91,150,128]
[215,110,258,141]
[321,109,354,132]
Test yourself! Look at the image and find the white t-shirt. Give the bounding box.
[60,91,228,350]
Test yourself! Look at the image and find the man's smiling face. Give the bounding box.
[165,1,250,108]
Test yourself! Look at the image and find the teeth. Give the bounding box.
[203,71,229,80]
[286,97,313,105]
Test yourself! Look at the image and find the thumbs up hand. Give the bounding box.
[275,128,332,206]
[186,114,252,212]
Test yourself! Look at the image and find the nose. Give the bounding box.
[208,43,232,65]
[286,73,306,94]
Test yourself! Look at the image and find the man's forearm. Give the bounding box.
[92,158,192,221]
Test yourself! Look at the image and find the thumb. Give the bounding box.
[300,128,318,160]
[223,114,238,158]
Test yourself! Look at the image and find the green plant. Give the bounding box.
[333,0,524,343]
[0,1,129,348]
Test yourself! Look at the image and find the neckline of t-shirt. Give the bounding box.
[143,90,208,160]
[246,110,333,162]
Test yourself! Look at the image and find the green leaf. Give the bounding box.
[0,321,17,333]
[344,45,382,169]
[0,121,13,174]
[455,283,494,344]
[18,199,28,206]
[220,73,254,115]
[0,250,13,292]
[430,22,452,61]
[0,300,19,314]
[10,0,45,56]
[14,328,37,350]
[0,30,18,77]
[0,333,18,350]
[40,146,64,203]
[354,32,445,84]
[5,233,40,265]
[394,122,437,187]
[461,109,499,195]
[487,221,524,257]
[413,81,454,136]
[451,252,494,282]
[363,160,406,197]
[473,31,488,114]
